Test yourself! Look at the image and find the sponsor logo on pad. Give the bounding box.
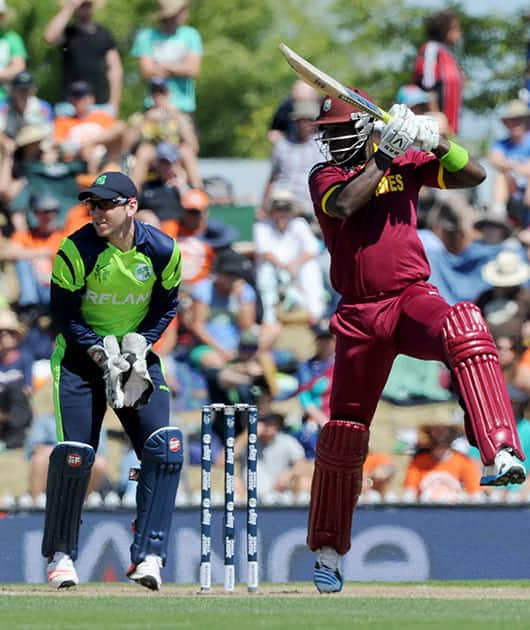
[169,437,181,452]
[67,453,82,467]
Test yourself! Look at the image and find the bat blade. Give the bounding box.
[279,43,390,123]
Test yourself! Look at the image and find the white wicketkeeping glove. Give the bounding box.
[87,335,130,409]
[378,104,418,162]
[415,115,440,152]
[121,332,154,409]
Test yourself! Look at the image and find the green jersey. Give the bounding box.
[51,220,181,352]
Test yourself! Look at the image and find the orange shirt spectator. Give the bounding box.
[404,449,481,500]
[11,228,64,252]
[364,452,393,476]
[162,189,214,285]
[11,194,65,289]
[54,108,115,146]
[363,452,396,497]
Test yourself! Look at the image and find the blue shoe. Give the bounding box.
[480,448,526,487]
[313,561,344,593]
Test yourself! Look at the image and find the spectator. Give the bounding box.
[126,76,201,189]
[0,72,53,147]
[24,412,109,502]
[131,0,203,116]
[138,141,184,223]
[53,80,125,173]
[44,0,123,115]
[6,123,86,231]
[361,452,397,500]
[263,100,322,217]
[187,248,258,370]
[413,9,464,134]
[419,192,506,305]
[10,193,65,311]
[0,307,32,449]
[166,188,214,286]
[486,99,530,224]
[297,321,335,424]
[268,79,321,144]
[496,334,523,385]
[473,216,513,246]
[254,188,325,326]
[238,412,311,502]
[478,250,530,339]
[167,187,238,251]
[205,328,277,411]
[403,423,482,502]
[0,1,26,101]
[294,320,335,459]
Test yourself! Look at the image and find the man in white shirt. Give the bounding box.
[253,189,325,325]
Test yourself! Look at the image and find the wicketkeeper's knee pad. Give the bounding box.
[442,302,523,464]
[307,420,369,555]
[130,427,184,565]
[41,441,95,560]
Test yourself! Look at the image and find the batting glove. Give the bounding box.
[121,332,154,409]
[87,335,130,409]
[377,104,418,162]
[415,115,440,152]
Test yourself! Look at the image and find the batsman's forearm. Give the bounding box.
[332,160,387,219]
[434,137,487,188]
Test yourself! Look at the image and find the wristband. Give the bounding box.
[440,141,469,172]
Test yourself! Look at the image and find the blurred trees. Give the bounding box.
[7,0,530,157]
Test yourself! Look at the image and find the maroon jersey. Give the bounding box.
[309,149,445,301]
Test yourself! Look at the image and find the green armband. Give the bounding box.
[439,141,469,172]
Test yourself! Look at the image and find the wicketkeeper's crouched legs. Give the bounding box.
[442,302,524,465]
[307,420,369,554]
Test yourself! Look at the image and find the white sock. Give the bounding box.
[318,546,340,570]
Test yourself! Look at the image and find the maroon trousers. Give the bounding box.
[329,281,450,423]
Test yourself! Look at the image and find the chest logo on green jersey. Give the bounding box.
[94,262,111,283]
[134,263,152,282]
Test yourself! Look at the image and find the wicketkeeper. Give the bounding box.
[43,171,183,590]
[307,91,526,593]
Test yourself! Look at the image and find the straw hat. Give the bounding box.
[499,99,530,121]
[0,308,25,337]
[158,0,188,19]
[481,251,530,288]
[15,125,51,148]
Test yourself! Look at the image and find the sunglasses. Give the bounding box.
[85,196,130,210]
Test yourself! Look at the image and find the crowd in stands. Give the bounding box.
[1,2,530,508]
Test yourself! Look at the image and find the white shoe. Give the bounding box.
[127,554,162,591]
[314,547,343,593]
[480,448,526,486]
[47,552,79,589]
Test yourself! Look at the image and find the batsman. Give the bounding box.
[307,92,526,592]
[43,171,183,590]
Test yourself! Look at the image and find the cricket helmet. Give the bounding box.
[314,88,375,125]
[315,88,375,165]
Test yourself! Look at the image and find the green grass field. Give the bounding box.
[1,582,530,629]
